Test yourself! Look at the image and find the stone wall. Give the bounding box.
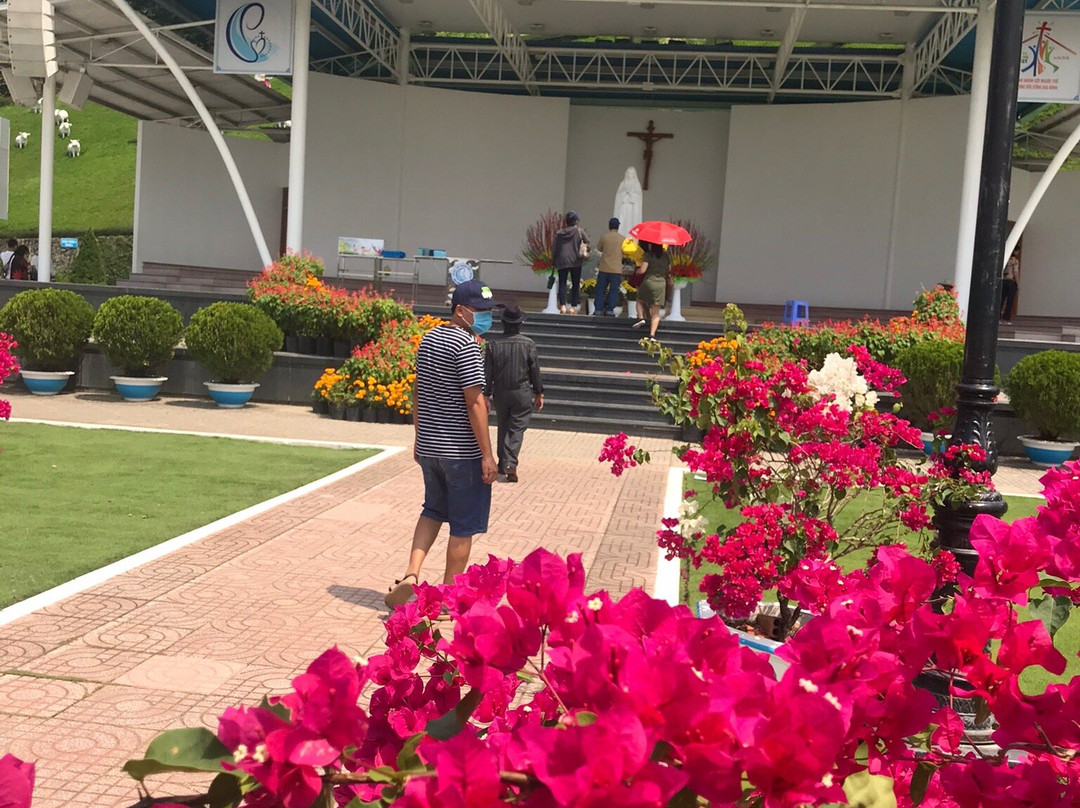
[10,235,133,280]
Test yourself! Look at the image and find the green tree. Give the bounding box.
[66,230,106,284]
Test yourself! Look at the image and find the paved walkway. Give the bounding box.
[0,391,674,807]
[0,390,1046,806]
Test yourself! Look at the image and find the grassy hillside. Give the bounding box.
[2,101,137,237]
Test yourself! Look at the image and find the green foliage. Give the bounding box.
[58,233,133,286]
[361,296,414,346]
[185,302,283,383]
[0,288,94,370]
[123,727,230,781]
[92,294,183,376]
[275,250,325,279]
[100,235,134,284]
[1,101,137,236]
[911,286,961,325]
[895,340,964,431]
[1005,350,1080,440]
[65,229,106,284]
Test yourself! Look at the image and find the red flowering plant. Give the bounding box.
[119,484,1080,808]
[750,287,966,371]
[0,332,18,422]
[624,312,988,639]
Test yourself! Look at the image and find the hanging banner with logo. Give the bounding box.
[214,0,295,76]
[1018,13,1080,103]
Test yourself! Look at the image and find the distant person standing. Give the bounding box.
[1001,249,1020,323]
[385,279,502,609]
[8,246,32,282]
[1,239,16,279]
[553,211,589,315]
[484,305,544,483]
[593,218,624,317]
[634,240,670,341]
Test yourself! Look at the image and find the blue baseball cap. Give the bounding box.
[451,279,502,311]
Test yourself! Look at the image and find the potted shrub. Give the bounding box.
[185,302,283,408]
[895,339,964,455]
[92,295,183,401]
[1004,350,1080,467]
[0,288,94,395]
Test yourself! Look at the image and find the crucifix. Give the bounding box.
[626,120,673,191]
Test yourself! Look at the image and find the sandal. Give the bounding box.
[384,573,419,608]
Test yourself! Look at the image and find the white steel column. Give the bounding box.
[37,73,56,283]
[952,0,994,322]
[286,0,311,253]
[106,0,273,268]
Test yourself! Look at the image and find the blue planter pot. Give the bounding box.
[110,376,166,402]
[21,370,74,396]
[1019,436,1079,469]
[920,431,951,457]
[205,382,259,408]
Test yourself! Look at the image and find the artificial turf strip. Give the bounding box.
[0,423,377,607]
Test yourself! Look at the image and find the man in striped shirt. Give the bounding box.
[385,280,502,608]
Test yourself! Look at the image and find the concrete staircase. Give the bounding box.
[416,307,723,438]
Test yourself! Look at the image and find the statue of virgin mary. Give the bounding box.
[613,167,644,238]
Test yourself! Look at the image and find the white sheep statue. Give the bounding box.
[58,121,71,139]
[54,109,69,125]
[14,132,29,149]
[32,98,42,114]
[66,139,81,157]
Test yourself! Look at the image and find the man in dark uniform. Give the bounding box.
[484,305,544,483]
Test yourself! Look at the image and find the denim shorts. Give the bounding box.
[417,455,491,537]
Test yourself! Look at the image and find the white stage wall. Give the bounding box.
[563,107,730,303]
[133,121,289,273]
[302,74,570,295]
[717,96,969,311]
[132,77,1080,316]
[1008,167,1080,320]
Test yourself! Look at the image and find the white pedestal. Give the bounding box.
[666,282,689,322]
[542,279,560,314]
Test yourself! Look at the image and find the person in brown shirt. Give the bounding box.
[593,218,625,316]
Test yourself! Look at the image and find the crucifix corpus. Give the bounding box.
[626,120,673,191]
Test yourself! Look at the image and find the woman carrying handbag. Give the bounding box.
[552,211,589,314]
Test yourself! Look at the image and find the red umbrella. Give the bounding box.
[628,220,693,246]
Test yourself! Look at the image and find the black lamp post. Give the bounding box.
[924,0,1027,743]
[934,0,1027,576]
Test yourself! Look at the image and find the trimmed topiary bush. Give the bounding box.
[0,288,94,371]
[1005,350,1080,441]
[92,295,183,377]
[895,339,965,432]
[185,302,283,384]
[66,230,107,285]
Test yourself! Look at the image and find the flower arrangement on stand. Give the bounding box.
[666,218,717,284]
[519,210,564,277]
[521,210,565,313]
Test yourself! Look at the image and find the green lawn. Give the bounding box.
[0,423,377,606]
[2,101,137,236]
[682,478,1078,693]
